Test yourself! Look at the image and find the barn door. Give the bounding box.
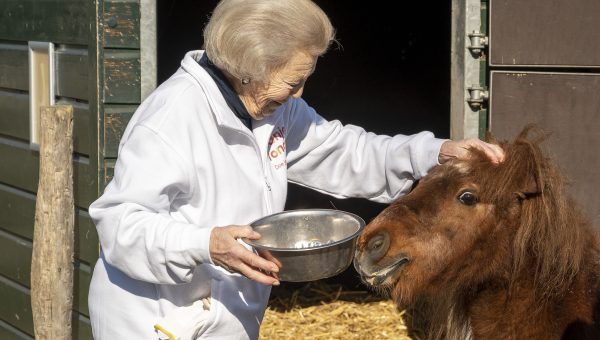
[485,0,600,227]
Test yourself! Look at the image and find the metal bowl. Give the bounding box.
[244,209,366,282]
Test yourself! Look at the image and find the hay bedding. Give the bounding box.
[259,281,413,339]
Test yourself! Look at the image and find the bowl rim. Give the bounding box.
[243,208,366,252]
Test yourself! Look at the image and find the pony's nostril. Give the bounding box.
[367,231,390,262]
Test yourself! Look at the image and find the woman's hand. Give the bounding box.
[209,225,281,286]
[439,138,505,164]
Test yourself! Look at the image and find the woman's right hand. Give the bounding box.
[209,225,281,286]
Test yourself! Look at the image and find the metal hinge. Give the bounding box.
[467,30,488,56]
[467,84,489,110]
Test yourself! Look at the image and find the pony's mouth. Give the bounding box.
[363,256,409,286]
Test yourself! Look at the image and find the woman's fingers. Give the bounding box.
[228,244,280,285]
[235,261,280,286]
[258,249,283,268]
[209,225,280,286]
[225,225,279,272]
[468,139,505,164]
[227,225,261,240]
[238,247,281,285]
[237,245,280,273]
[439,139,505,164]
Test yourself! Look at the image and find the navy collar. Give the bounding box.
[198,54,252,129]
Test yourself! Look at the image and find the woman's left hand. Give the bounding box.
[439,138,505,164]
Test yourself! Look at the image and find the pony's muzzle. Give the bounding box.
[356,255,410,286]
[354,230,411,285]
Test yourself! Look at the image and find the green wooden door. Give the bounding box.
[0,0,147,338]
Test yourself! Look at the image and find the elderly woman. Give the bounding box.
[88,0,504,339]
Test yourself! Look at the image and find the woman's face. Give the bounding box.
[239,51,317,120]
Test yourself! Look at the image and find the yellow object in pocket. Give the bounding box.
[154,298,211,340]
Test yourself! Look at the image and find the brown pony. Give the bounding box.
[354,126,600,339]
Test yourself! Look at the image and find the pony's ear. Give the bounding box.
[516,168,543,199]
[484,130,499,145]
[514,181,541,201]
[521,174,541,195]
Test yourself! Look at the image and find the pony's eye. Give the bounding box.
[458,191,478,206]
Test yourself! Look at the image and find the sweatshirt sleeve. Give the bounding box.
[89,124,214,284]
[285,99,447,203]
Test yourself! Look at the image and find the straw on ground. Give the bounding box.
[260,281,413,340]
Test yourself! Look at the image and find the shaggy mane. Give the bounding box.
[477,125,588,302]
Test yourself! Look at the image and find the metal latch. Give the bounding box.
[467,30,488,56]
[467,84,489,109]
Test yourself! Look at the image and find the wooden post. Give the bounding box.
[31,105,75,339]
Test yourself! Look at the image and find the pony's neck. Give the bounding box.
[468,281,560,338]
[467,238,600,339]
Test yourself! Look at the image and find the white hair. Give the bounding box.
[203,0,335,83]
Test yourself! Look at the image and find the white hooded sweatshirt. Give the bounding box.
[88,50,446,339]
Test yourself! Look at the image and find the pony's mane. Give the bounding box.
[477,126,589,302]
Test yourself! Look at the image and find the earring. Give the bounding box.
[241,78,250,85]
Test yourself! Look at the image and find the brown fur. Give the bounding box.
[354,126,600,339]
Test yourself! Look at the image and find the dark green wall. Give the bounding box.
[0,0,143,338]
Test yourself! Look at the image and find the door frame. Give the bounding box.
[450,0,486,140]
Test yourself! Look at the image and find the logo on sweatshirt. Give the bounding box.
[268,126,286,169]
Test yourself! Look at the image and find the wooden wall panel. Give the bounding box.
[103,0,140,49]
[0,91,28,141]
[103,105,136,158]
[0,44,93,102]
[0,276,92,338]
[75,213,100,266]
[0,232,32,284]
[103,50,141,104]
[0,184,34,238]
[0,277,32,337]
[0,44,28,91]
[0,184,99,265]
[74,263,92,316]
[56,47,89,101]
[72,313,93,340]
[0,1,89,45]
[0,319,32,339]
[67,101,92,157]
[103,159,116,190]
[0,138,95,208]
[0,94,91,156]
[0,233,92,316]
[60,100,92,156]
[0,45,93,156]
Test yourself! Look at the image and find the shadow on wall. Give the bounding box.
[157,0,451,287]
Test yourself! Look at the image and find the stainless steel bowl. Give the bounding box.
[244,209,366,282]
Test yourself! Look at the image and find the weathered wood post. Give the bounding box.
[31,105,75,339]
